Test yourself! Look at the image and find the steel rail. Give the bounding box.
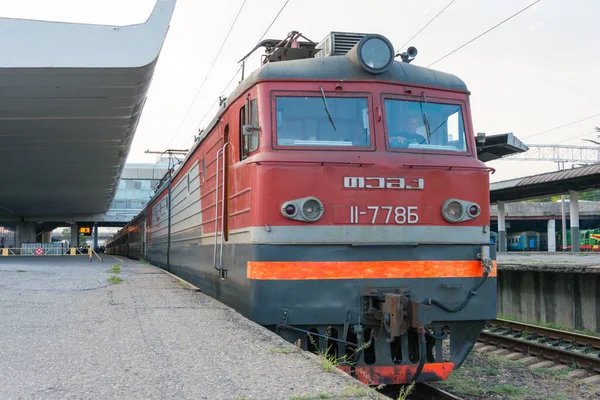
[488,319,600,350]
[479,331,600,374]
[411,383,464,400]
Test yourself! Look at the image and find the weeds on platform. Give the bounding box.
[308,332,338,372]
[107,275,123,284]
[139,258,150,265]
[290,394,331,400]
[268,348,296,354]
[16,270,26,273]
[396,382,415,400]
[109,265,121,274]
[307,326,373,373]
[340,383,387,399]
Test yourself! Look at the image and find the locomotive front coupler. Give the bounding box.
[362,289,432,343]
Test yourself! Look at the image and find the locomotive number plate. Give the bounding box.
[349,206,419,224]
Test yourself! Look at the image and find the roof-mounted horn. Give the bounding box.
[396,46,418,63]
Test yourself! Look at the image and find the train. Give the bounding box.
[557,229,600,251]
[490,231,498,248]
[506,231,539,251]
[490,229,600,252]
[107,31,503,386]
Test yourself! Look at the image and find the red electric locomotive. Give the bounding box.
[107,30,526,385]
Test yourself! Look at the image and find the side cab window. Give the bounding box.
[240,95,259,160]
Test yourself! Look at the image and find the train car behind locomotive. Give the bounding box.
[105,211,146,260]
[106,31,526,385]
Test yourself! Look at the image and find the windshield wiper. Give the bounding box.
[418,93,431,144]
[320,86,337,131]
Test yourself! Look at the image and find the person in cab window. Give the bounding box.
[389,114,427,148]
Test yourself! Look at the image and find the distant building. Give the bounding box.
[104,162,169,223]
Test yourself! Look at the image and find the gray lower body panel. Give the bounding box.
[146,241,495,382]
[147,242,496,323]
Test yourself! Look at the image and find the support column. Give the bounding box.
[41,232,52,243]
[570,190,580,253]
[561,195,567,251]
[70,224,79,248]
[93,224,99,249]
[547,219,556,252]
[15,222,36,247]
[498,201,506,252]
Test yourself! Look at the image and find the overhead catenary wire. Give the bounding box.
[166,0,249,149]
[181,66,243,147]
[256,0,291,43]
[555,130,599,144]
[427,0,542,68]
[179,0,293,147]
[523,112,600,141]
[397,0,457,51]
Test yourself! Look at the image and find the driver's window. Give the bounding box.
[384,98,466,152]
[385,100,427,148]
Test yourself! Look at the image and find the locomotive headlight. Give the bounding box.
[281,197,324,222]
[348,34,395,74]
[442,199,482,222]
[301,198,324,222]
[443,199,465,223]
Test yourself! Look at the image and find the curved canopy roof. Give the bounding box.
[0,0,176,217]
[490,164,600,203]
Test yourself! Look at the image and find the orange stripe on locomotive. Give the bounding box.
[247,260,497,280]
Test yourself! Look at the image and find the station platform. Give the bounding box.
[0,257,378,400]
[497,252,600,333]
[497,252,600,273]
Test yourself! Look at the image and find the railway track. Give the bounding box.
[384,319,600,399]
[488,319,600,351]
[409,383,464,399]
[478,318,600,377]
[379,382,463,400]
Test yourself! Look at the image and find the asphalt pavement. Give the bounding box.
[0,256,380,399]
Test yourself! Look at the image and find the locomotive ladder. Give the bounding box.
[213,142,229,280]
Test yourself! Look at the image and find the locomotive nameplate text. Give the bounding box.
[343,177,424,190]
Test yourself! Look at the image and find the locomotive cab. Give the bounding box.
[227,32,499,385]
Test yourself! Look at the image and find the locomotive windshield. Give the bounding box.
[275,96,370,147]
[385,99,467,152]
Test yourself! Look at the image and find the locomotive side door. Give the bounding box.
[213,94,257,281]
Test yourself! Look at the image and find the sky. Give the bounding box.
[1,0,599,183]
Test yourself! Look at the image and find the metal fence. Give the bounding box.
[1,243,103,262]
[20,242,70,256]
